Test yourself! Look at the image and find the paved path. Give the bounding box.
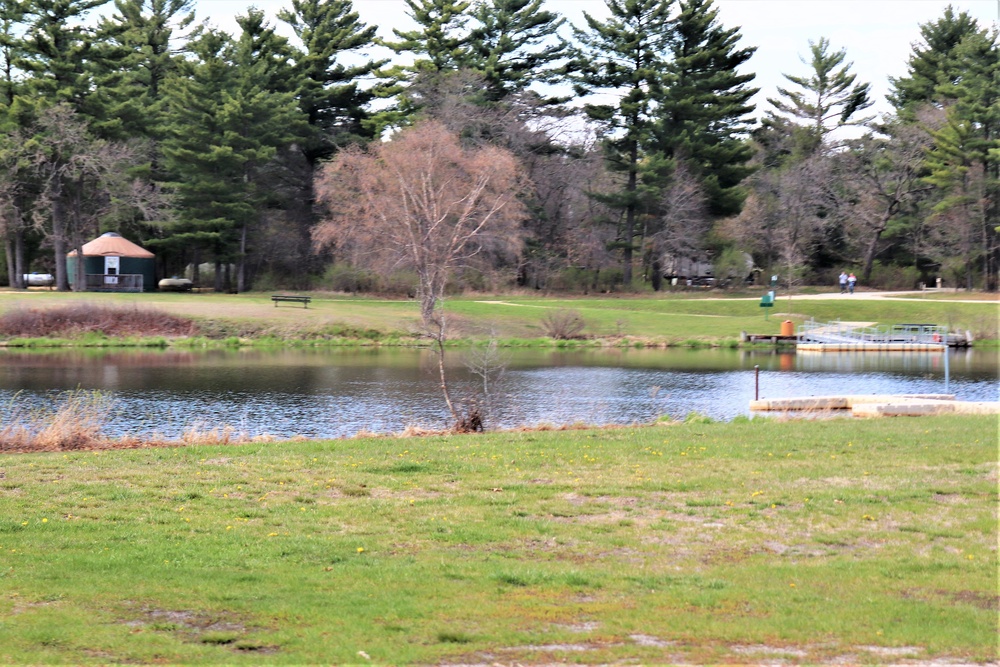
[708,290,998,304]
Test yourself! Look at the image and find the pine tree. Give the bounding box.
[922,110,987,289]
[889,6,985,111]
[374,0,473,131]
[382,0,472,73]
[766,37,873,152]
[0,0,27,109]
[572,0,674,285]
[16,0,108,114]
[0,0,31,287]
[891,8,999,289]
[467,0,568,103]
[91,0,198,143]
[279,0,385,163]
[655,0,757,217]
[159,22,306,291]
[10,0,113,289]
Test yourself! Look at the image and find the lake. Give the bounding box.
[0,347,996,439]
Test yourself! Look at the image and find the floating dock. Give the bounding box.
[750,394,1000,417]
[742,321,972,348]
[796,342,946,352]
[795,320,970,351]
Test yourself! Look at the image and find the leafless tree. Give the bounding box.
[838,123,934,282]
[21,105,166,291]
[649,163,711,280]
[0,136,33,288]
[314,119,526,324]
[313,120,526,426]
[729,153,833,288]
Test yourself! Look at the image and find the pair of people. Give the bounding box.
[838,271,857,294]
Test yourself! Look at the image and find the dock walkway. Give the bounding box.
[750,394,1000,417]
[795,320,970,351]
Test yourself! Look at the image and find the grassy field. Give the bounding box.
[0,288,997,345]
[0,416,996,664]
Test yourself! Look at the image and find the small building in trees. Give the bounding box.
[67,233,156,292]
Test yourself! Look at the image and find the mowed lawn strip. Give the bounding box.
[1,290,996,344]
[0,415,995,664]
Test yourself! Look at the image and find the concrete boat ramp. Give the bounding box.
[750,394,1000,417]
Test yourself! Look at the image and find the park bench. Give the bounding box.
[271,294,311,308]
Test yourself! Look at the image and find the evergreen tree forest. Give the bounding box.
[0,0,997,292]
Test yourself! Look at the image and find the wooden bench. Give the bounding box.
[271,295,311,308]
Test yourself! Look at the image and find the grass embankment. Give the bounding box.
[0,416,995,664]
[0,289,997,347]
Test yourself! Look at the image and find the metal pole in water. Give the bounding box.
[755,365,759,400]
[944,349,950,394]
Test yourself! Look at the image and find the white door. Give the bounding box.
[105,256,120,284]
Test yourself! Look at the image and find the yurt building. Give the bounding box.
[67,232,156,292]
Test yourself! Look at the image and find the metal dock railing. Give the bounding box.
[797,320,949,351]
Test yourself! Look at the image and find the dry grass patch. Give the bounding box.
[0,302,194,338]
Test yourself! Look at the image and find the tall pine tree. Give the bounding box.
[889,6,985,111]
[279,0,385,163]
[766,37,873,153]
[467,0,568,103]
[572,0,674,285]
[655,0,757,217]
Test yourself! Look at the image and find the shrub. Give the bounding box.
[0,303,195,339]
[550,267,597,292]
[596,267,625,292]
[381,270,419,297]
[323,264,379,293]
[541,309,587,340]
[868,262,920,291]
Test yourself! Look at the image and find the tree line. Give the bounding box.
[0,0,996,293]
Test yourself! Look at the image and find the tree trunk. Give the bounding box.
[192,247,201,286]
[52,195,70,292]
[237,223,247,293]
[861,223,887,283]
[214,260,223,293]
[4,231,22,288]
[13,230,25,289]
[4,235,13,288]
[623,140,638,285]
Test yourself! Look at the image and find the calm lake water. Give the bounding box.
[0,347,996,439]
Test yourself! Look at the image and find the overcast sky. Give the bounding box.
[188,0,1000,119]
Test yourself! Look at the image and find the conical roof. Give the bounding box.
[68,232,154,258]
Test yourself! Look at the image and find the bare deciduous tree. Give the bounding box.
[22,105,167,291]
[313,119,526,325]
[649,163,711,282]
[838,123,933,282]
[728,153,834,288]
[313,120,526,428]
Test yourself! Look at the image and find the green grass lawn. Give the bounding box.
[1,289,996,345]
[0,416,996,664]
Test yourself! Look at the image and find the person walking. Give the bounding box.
[838,271,848,294]
[847,272,857,294]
